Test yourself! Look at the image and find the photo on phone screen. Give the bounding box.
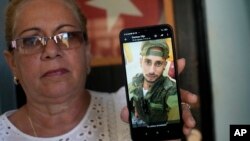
[120,24,183,141]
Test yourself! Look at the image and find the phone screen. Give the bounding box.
[119,24,183,140]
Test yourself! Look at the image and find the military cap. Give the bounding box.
[140,39,169,59]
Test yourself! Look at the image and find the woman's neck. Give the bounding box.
[23,90,91,137]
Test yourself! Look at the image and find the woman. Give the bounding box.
[0,0,197,140]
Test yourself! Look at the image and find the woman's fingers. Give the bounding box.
[177,58,186,74]
[182,103,196,135]
[120,106,129,123]
[180,89,198,136]
[180,89,198,105]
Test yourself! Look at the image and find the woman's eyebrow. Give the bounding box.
[54,24,79,32]
[16,24,79,37]
[17,27,41,37]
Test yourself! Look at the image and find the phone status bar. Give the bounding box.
[122,32,171,43]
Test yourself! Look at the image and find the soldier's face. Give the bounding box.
[140,55,166,84]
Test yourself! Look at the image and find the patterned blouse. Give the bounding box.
[0,87,131,141]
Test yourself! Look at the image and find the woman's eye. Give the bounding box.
[59,32,73,41]
[66,32,74,39]
[22,37,39,48]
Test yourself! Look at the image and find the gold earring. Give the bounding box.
[13,76,19,85]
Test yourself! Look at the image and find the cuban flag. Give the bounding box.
[77,0,171,66]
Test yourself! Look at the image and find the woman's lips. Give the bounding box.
[42,68,69,78]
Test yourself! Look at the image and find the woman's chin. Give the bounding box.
[39,85,76,99]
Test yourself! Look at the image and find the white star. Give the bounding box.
[86,0,143,32]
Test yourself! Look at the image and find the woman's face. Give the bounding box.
[5,0,90,103]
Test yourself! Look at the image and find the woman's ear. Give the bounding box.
[3,50,17,76]
[85,44,92,74]
[86,44,92,64]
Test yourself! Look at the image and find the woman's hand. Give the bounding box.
[176,58,198,136]
[120,58,198,137]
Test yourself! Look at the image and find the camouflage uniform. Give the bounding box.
[129,73,178,125]
[128,39,179,125]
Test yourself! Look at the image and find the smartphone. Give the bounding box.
[119,24,183,141]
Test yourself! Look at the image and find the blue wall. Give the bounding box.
[205,0,250,140]
[0,0,16,114]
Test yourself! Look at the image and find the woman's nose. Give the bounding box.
[40,39,62,60]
